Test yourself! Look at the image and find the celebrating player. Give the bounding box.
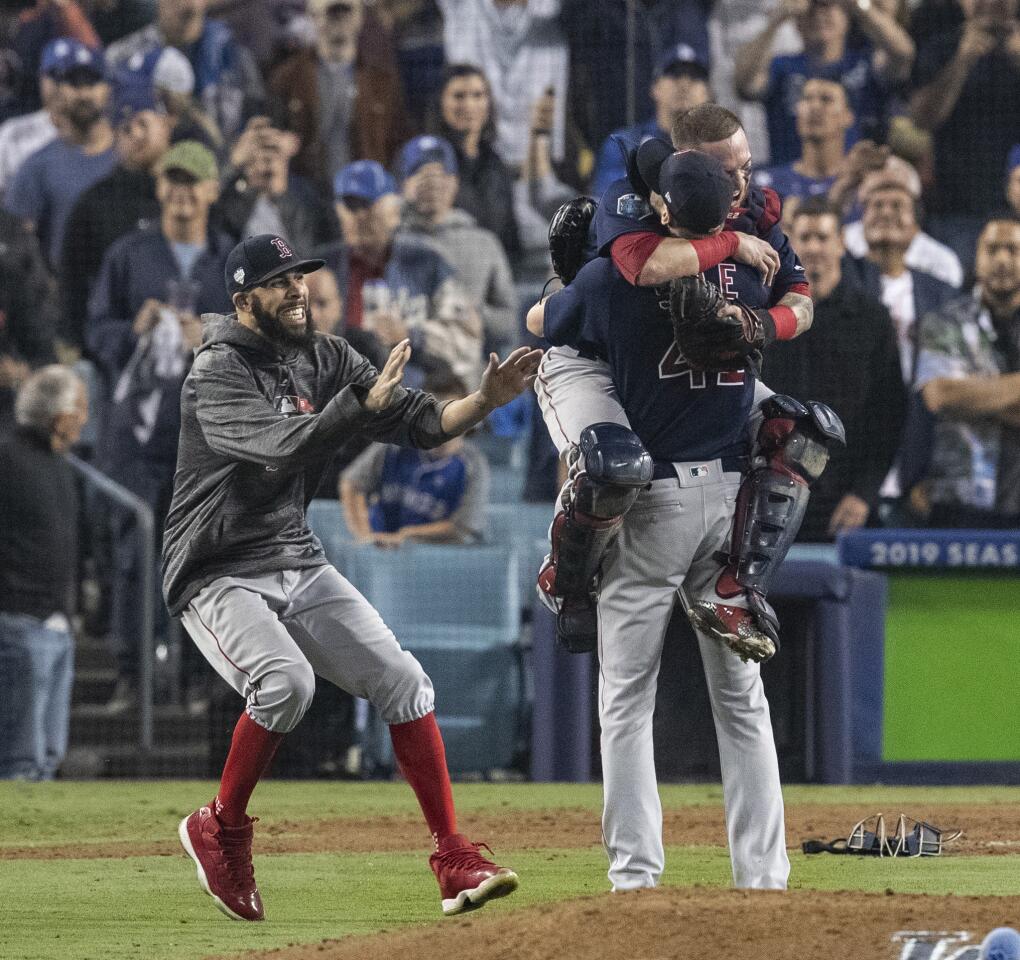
[527,150,842,894]
[531,103,833,658]
[163,234,540,921]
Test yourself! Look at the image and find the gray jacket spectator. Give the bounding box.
[3,41,116,266]
[913,218,1020,526]
[398,134,517,355]
[216,119,341,252]
[0,366,87,780]
[106,0,264,142]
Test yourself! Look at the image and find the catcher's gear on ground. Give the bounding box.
[802,814,962,857]
[669,275,775,372]
[548,196,597,285]
[716,394,846,600]
[538,422,653,653]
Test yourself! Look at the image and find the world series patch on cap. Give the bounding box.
[225,234,325,295]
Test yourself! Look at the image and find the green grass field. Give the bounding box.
[3,781,1019,960]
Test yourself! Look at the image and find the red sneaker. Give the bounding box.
[429,834,519,916]
[178,803,264,921]
[688,601,776,663]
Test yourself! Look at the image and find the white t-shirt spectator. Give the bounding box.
[0,109,57,196]
[843,221,964,291]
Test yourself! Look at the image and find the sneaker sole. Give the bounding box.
[688,604,776,663]
[441,869,519,916]
[178,816,254,922]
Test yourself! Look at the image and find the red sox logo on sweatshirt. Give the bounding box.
[276,395,315,415]
[271,237,293,259]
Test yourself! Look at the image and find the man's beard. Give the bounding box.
[66,100,103,135]
[251,295,315,350]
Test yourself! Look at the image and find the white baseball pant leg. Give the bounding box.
[181,564,434,732]
[597,462,789,892]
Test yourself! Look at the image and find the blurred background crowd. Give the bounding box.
[3,0,1020,780]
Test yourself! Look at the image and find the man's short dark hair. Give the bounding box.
[671,104,742,150]
[791,195,842,223]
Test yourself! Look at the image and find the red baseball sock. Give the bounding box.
[389,712,458,847]
[214,710,284,827]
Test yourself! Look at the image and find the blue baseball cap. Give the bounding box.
[111,77,161,125]
[40,38,106,81]
[1008,144,1020,176]
[225,234,325,296]
[398,135,458,181]
[333,160,397,202]
[655,43,709,82]
[657,150,732,235]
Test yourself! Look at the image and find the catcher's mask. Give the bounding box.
[802,814,962,858]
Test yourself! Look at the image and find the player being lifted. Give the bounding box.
[529,104,844,661]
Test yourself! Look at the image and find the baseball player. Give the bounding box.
[533,104,823,658]
[163,233,541,921]
[527,151,842,893]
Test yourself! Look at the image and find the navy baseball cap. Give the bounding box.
[398,135,458,181]
[333,160,397,202]
[225,234,325,296]
[41,39,106,82]
[655,43,709,82]
[111,78,161,125]
[635,137,673,196]
[657,151,732,234]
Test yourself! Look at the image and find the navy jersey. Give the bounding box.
[591,179,807,303]
[369,447,468,533]
[545,257,763,463]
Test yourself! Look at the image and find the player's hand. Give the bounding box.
[733,234,780,287]
[364,339,411,412]
[827,493,870,537]
[133,299,165,336]
[477,346,543,409]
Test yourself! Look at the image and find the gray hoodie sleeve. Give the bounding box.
[194,346,375,468]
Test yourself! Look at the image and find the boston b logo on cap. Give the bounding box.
[271,237,293,260]
[224,233,325,296]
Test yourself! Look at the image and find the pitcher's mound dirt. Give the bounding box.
[3,803,1015,860]
[218,887,1020,960]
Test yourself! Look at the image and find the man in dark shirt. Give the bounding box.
[766,197,906,540]
[0,365,88,779]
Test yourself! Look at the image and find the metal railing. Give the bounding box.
[66,454,155,758]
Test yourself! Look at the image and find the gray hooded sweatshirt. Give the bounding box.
[161,314,451,615]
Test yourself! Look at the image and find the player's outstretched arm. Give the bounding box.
[439,347,543,436]
[776,290,813,336]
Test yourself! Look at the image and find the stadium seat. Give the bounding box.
[351,543,524,774]
[486,502,553,610]
[306,499,358,582]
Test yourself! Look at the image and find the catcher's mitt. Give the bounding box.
[668,275,774,372]
[548,196,597,285]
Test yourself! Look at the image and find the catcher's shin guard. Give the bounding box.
[716,395,846,601]
[538,423,653,648]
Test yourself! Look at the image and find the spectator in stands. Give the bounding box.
[734,0,912,166]
[0,209,58,429]
[3,40,115,267]
[752,77,853,218]
[430,63,520,258]
[512,87,577,272]
[341,369,490,545]
[107,0,264,143]
[591,44,712,199]
[61,80,173,354]
[373,0,445,128]
[321,159,483,386]
[437,0,568,169]
[306,263,344,335]
[910,0,1020,267]
[841,156,963,288]
[0,38,64,197]
[912,217,1020,526]
[6,0,99,119]
[86,140,232,712]
[767,198,907,540]
[398,134,517,356]
[90,0,160,47]
[268,0,408,189]
[217,118,341,252]
[205,0,305,73]
[0,365,87,780]
[564,0,712,156]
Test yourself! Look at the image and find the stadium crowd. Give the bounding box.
[3,0,1020,780]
